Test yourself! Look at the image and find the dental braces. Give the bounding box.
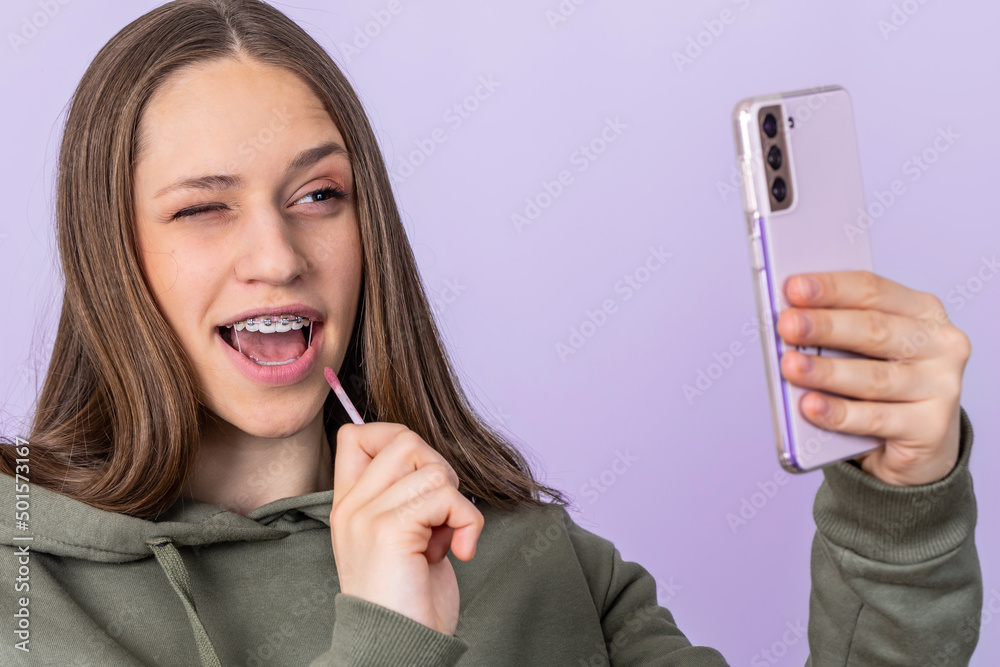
[226,315,308,328]
[255,315,302,327]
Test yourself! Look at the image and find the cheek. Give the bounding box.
[143,248,180,298]
[139,237,220,348]
[310,223,363,292]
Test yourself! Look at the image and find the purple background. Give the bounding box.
[2,0,997,663]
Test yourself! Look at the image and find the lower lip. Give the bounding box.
[216,322,323,387]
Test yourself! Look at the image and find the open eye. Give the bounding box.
[293,186,349,206]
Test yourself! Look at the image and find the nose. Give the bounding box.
[233,203,307,285]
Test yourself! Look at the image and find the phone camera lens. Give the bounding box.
[771,177,787,202]
[762,113,778,138]
[767,145,783,170]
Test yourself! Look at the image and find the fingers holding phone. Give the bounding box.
[776,270,969,486]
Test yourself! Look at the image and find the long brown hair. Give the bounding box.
[0,0,569,519]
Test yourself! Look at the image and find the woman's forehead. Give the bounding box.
[136,60,340,174]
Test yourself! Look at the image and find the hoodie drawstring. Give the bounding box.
[147,537,222,667]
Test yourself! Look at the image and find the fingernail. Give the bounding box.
[797,353,814,373]
[797,276,819,301]
[796,313,813,338]
[814,396,831,416]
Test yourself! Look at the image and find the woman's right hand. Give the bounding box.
[329,422,484,636]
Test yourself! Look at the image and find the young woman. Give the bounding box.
[0,1,981,665]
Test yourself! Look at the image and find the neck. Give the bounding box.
[183,409,335,516]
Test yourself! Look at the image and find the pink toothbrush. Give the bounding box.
[324,367,365,425]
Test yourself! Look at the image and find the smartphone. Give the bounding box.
[732,85,883,473]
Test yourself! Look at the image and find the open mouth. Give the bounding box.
[217,316,316,366]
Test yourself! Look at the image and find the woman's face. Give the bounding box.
[133,57,362,438]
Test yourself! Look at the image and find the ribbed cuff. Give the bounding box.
[813,406,977,565]
[326,593,469,666]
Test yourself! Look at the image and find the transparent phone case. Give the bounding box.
[732,85,883,472]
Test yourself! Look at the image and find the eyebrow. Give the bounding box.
[152,141,350,199]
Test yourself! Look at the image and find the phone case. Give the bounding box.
[732,85,883,472]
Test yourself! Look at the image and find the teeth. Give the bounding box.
[248,355,298,366]
[225,315,310,333]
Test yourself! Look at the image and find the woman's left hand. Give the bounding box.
[777,270,971,486]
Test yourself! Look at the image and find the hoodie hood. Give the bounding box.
[1,471,337,666]
[0,472,336,561]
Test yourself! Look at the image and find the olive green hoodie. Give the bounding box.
[0,407,981,665]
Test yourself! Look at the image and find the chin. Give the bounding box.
[241,420,316,440]
[206,390,326,439]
